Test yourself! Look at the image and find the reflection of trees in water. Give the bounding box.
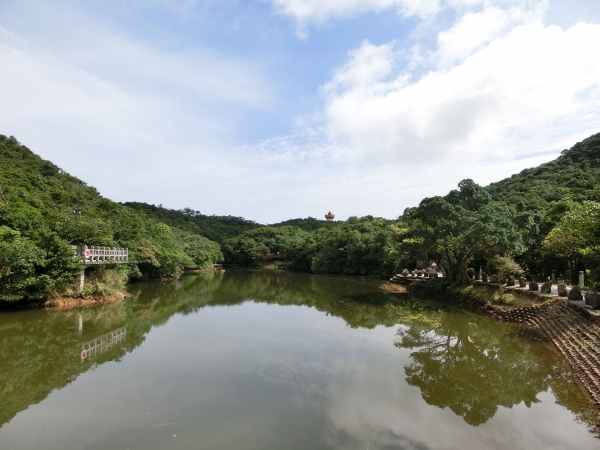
[2,270,598,435]
[205,270,401,328]
[0,270,402,427]
[397,312,599,429]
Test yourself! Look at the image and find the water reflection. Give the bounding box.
[80,326,126,361]
[0,269,598,448]
[397,312,549,425]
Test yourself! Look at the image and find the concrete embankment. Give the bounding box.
[496,301,600,405]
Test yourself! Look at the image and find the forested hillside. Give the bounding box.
[0,135,222,301]
[269,217,340,231]
[3,131,600,301]
[396,133,600,286]
[219,133,600,283]
[123,202,260,243]
[487,133,600,206]
[485,133,600,279]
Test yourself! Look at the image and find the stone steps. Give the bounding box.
[527,306,600,404]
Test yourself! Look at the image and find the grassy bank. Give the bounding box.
[382,279,555,314]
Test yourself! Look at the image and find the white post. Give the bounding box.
[78,269,85,292]
[579,271,585,287]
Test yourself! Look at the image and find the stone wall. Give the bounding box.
[496,301,600,405]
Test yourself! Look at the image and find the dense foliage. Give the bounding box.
[123,202,260,243]
[222,226,308,266]
[0,135,222,300]
[486,132,600,283]
[269,217,339,232]
[223,216,401,276]
[4,130,600,296]
[394,133,600,286]
[287,216,401,275]
[400,179,532,282]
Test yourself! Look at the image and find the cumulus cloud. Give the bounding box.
[319,21,600,162]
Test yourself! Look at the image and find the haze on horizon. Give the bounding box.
[1,0,599,224]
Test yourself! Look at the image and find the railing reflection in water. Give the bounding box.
[80,326,127,361]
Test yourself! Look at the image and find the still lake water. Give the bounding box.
[1,269,599,450]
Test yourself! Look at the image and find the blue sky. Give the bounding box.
[1,0,599,223]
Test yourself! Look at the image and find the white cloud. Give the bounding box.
[0,23,271,208]
[319,21,600,163]
[270,0,550,37]
[2,0,599,223]
[271,0,441,22]
[271,0,441,37]
[434,4,544,67]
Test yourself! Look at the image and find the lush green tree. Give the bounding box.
[401,179,530,282]
[177,231,223,269]
[0,226,47,300]
[0,226,80,300]
[222,226,306,266]
[491,255,522,281]
[0,135,224,300]
[306,217,401,276]
[542,201,600,286]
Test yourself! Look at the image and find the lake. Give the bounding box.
[0,269,599,449]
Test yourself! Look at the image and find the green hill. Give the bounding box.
[122,202,260,243]
[485,132,600,277]
[0,135,222,301]
[3,131,600,299]
[487,133,600,207]
[268,217,340,231]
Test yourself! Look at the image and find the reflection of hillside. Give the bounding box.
[132,270,403,329]
[0,272,226,427]
[0,271,401,428]
[2,269,597,436]
[396,312,600,432]
[207,270,401,328]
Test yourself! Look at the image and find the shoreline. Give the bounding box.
[0,291,133,311]
[184,268,225,274]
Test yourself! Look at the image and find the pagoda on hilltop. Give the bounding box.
[325,211,335,222]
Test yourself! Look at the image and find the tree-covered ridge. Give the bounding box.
[483,132,600,281]
[0,135,222,300]
[268,217,340,231]
[122,202,260,243]
[487,133,600,208]
[221,217,402,276]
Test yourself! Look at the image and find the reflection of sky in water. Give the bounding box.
[0,296,598,449]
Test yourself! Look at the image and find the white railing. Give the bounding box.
[72,245,129,265]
